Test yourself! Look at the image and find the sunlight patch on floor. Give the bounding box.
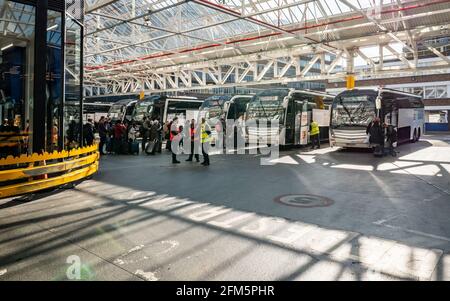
[391,164,441,176]
[399,147,450,163]
[72,181,447,280]
[331,164,374,171]
[268,155,299,165]
[295,154,316,164]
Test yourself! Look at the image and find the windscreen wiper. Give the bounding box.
[259,100,269,118]
[340,99,354,123]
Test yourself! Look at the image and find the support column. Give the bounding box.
[448,110,450,131]
[32,0,48,153]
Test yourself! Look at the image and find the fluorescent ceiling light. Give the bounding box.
[200,50,216,55]
[47,24,58,31]
[276,37,294,41]
[252,40,269,46]
[1,43,13,51]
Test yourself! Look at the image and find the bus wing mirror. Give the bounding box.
[223,101,230,113]
[282,97,289,108]
[375,96,381,110]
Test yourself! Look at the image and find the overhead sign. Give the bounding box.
[346,75,355,90]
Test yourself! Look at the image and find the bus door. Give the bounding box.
[284,97,296,145]
[225,101,237,121]
[230,97,252,121]
[125,102,136,122]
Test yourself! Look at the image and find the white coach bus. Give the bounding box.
[245,88,335,147]
[329,88,424,148]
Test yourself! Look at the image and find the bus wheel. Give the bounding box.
[417,128,421,141]
[412,129,417,143]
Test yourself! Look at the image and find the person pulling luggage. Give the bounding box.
[170,117,181,164]
[368,117,384,156]
[141,117,151,152]
[146,118,161,155]
[128,122,140,155]
[384,123,398,157]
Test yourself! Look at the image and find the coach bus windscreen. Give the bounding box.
[109,104,124,119]
[331,95,375,128]
[134,101,154,121]
[199,96,229,126]
[246,90,288,121]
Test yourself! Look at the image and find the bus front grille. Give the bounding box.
[332,129,368,145]
[247,126,279,143]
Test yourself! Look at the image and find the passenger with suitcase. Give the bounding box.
[141,117,151,152]
[186,119,200,162]
[368,117,384,157]
[98,116,107,155]
[170,117,181,164]
[145,119,162,155]
[384,123,398,157]
[128,122,140,155]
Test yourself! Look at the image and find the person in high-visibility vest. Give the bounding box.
[186,119,200,162]
[200,117,211,166]
[310,119,320,150]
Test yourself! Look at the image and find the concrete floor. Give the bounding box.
[0,134,449,281]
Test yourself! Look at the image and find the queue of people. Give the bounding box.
[96,116,144,155]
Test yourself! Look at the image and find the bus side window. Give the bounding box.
[234,98,247,118]
[228,103,236,120]
[285,98,295,126]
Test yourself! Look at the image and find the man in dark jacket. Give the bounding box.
[147,119,161,155]
[98,116,107,155]
[170,117,180,163]
[186,119,200,162]
[385,123,398,157]
[83,119,95,146]
[368,117,384,154]
[141,117,151,151]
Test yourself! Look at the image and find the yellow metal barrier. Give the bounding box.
[0,144,99,199]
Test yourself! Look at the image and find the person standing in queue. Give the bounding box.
[309,119,320,150]
[186,119,200,162]
[98,116,108,155]
[200,117,212,166]
[170,117,180,164]
[147,118,161,155]
[368,117,384,155]
[384,123,398,157]
[141,117,150,152]
[83,118,95,146]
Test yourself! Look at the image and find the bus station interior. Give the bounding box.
[1,0,450,281]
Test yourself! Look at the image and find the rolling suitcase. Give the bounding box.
[145,139,158,155]
[129,140,139,155]
[120,140,129,154]
[373,145,383,157]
